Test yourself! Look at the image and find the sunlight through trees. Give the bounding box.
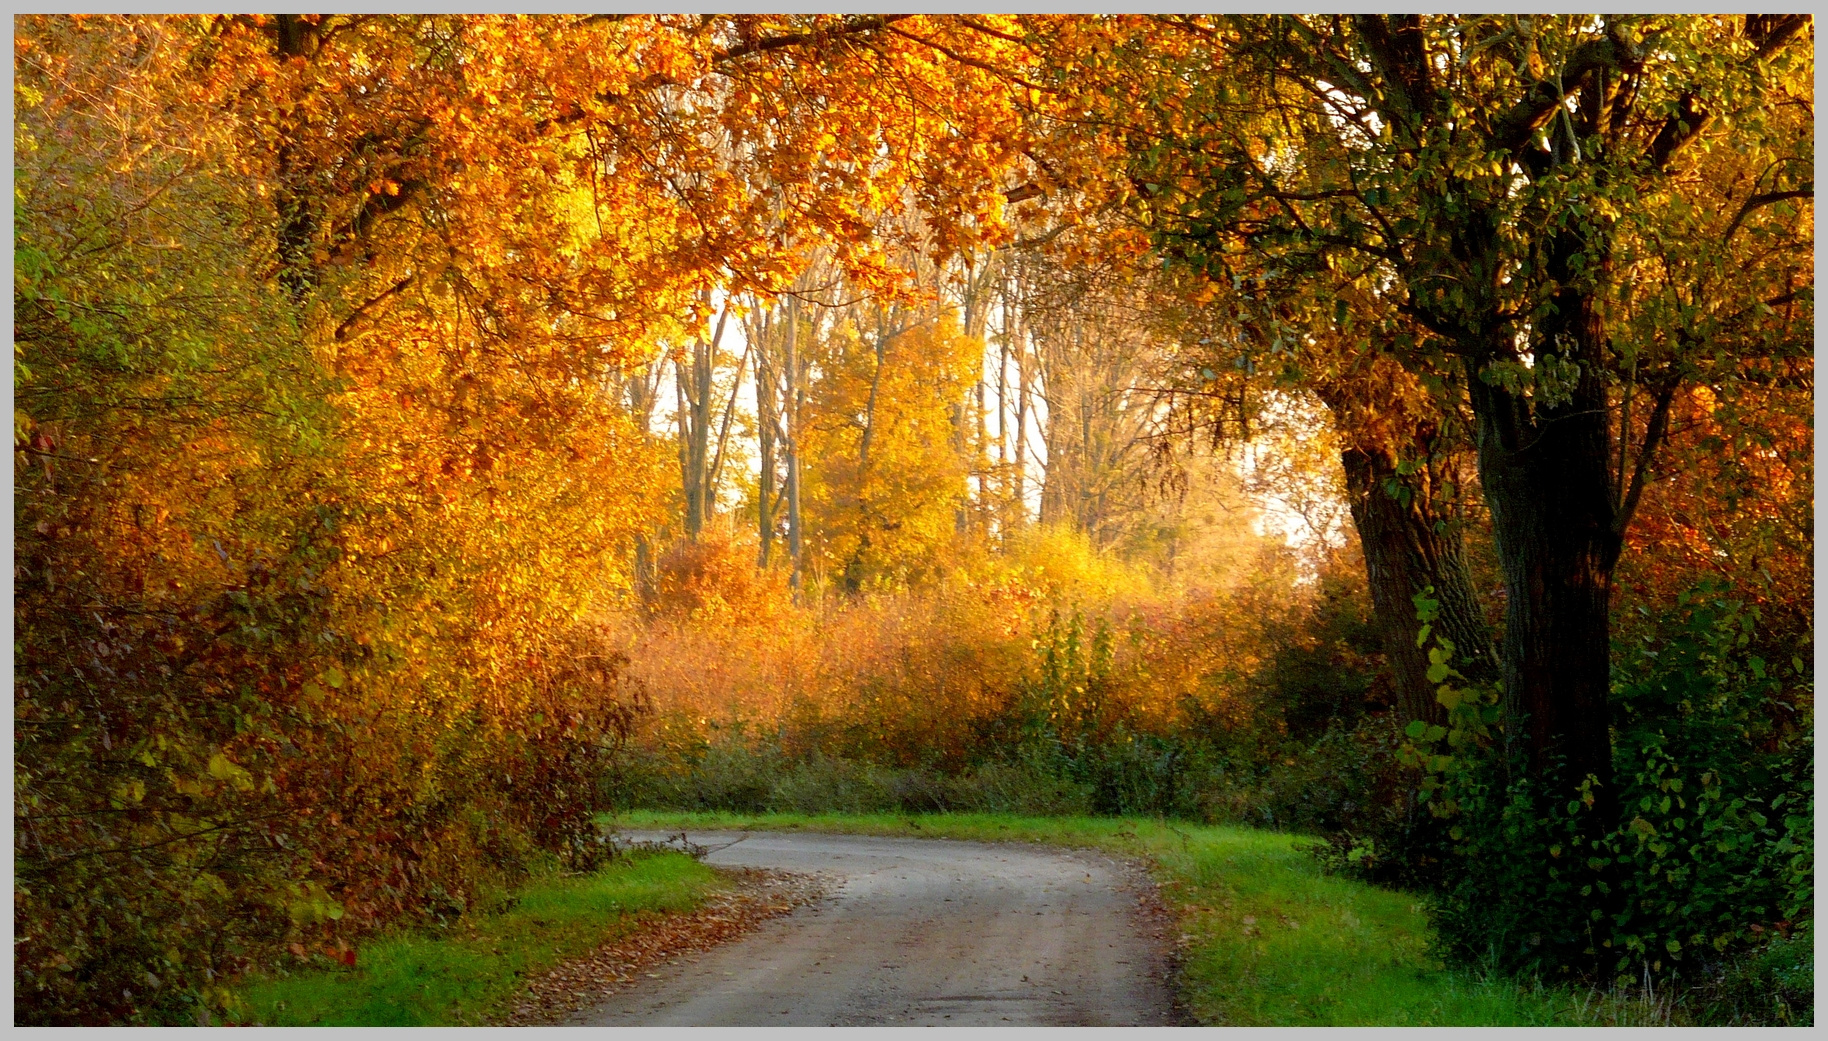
[14,14,1812,1025]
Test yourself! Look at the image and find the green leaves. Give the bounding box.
[1403,718,1448,745]
[282,880,346,925]
[1412,577,1812,986]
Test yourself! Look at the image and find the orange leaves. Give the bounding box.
[15,13,1250,1023]
[14,16,681,1023]
[613,511,1313,777]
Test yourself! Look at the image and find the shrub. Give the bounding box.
[609,532,1400,833]
[606,732,1099,817]
[1400,583,1811,996]
[13,20,665,1022]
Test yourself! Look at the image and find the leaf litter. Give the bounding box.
[497,866,834,1026]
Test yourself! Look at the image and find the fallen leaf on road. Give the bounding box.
[496,867,833,1026]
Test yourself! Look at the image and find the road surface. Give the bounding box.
[574,830,1181,1027]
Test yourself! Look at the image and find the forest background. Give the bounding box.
[12,13,1813,1026]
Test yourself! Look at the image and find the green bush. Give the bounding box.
[992,609,1200,818]
[1405,583,1810,1005]
[606,718,1100,817]
[1242,717,1454,889]
[609,726,787,813]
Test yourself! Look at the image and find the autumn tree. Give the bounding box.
[14,13,1047,1023]
[801,305,981,590]
[1166,295,1503,724]
[1114,14,1813,797]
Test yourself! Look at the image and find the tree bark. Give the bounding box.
[858,310,889,473]
[706,339,749,507]
[995,284,1011,530]
[272,15,323,302]
[625,361,663,607]
[1012,289,1032,526]
[1339,442,1498,725]
[1467,237,1619,795]
[753,304,778,568]
[783,294,804,595]
[675,298,730,538]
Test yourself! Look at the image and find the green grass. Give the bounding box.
[229,851,724,1026]
[615,809,1674,1026]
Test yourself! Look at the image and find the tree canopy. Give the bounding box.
[14,14,1812,1024]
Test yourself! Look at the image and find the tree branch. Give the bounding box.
[538,16,917,134]
[1649,16,1810,169]
[1488,35,1634,156]
[334,272,418,343]
[879,22,1051,93]
[1647,91,1708,169]
[1749,13,1812,61]
[1613,378,1677,543]
[715,14,914,63]
[706,337,751,497]
[1721,185,1813,246]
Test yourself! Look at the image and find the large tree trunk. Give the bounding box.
[1466,280,1617,797]
[1339,442,1497,725]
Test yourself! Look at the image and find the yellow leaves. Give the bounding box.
[208,752,255,791]
[798,310,981,586]
[281,880,345,924]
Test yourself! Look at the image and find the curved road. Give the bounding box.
[575,831,1181,1027]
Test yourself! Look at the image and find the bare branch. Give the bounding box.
[1721,185,1813,247]
[1613,378,1677,544]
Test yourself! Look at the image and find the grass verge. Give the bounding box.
[614,809,1674,1026]
[228,851,723,1026]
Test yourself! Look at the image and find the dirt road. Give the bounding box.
[573,831,1181,1027]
